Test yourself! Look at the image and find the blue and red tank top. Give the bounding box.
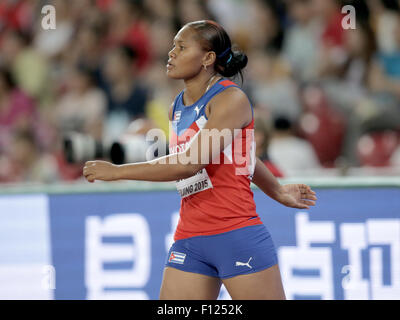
[169,79,262,241]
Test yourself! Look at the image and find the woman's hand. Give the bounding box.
[275,184,317,210]
[83,160,119,183]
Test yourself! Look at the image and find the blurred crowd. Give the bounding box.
[1,0,400,184]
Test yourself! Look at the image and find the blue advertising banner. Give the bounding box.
[49,191,181,300]
[255,188,400,300]
[48,187,400,300]
[0,185,399,299]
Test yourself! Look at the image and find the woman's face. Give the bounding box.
[166,26,207,80]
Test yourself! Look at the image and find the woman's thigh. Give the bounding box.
[159,267,222,300]
[222,264,286,300]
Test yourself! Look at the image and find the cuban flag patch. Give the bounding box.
[168,251,186,264]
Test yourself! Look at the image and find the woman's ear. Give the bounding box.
[202,51,217,69]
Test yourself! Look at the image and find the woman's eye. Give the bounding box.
[170,44,184,52]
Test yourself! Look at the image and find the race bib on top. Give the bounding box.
[176,168,213,198]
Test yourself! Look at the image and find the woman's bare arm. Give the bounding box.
[252,157,317,209]
[83,87,252,183]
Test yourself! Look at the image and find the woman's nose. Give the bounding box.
[168,48,176,58]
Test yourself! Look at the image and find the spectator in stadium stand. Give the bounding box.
[268,115,321,176]
[0,28,49,106]
[247,49,302,124]
[319,20,378,166]
[282,0,320,83]
[0,128,59,184]
[101,45,149,139]
[365,11,400,132]
[0,0,35,33]
[143,0,175,22]
[369,12,400,100]
[322,20,376,105]
[62,21,107,91]
[51,64,107,141]
[254,114,284,178]
[249,0,285,53]
[0,67,36,156]
[175,0,216,26]
[367,0,400,54]
[105,0,151,72]
[313,0,347,78]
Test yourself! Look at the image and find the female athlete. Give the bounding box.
[83,20,317,300]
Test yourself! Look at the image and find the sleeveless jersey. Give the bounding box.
[169,79,262,241]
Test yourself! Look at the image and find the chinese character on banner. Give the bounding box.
[85,214,151,299]
[278,212,335,299]
[341,220,400,299]
[279,213,400,300]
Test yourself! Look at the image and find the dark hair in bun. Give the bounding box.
[185,20,248,81]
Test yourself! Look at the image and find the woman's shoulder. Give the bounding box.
[207,83,252,126]
[212,83,249,106]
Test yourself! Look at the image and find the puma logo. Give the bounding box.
[194,104,204,116]
[235,257,253,269]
